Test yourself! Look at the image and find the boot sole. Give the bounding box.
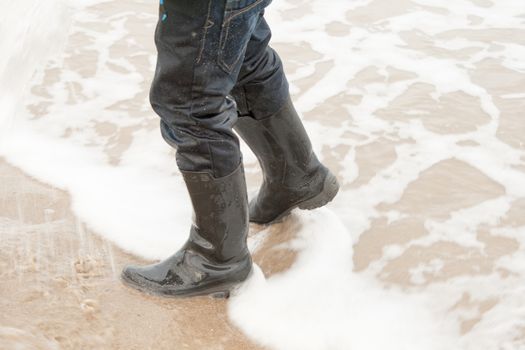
[120,265,252,299]
[254,171,340,225]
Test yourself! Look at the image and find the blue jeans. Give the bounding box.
[150,0,290,178]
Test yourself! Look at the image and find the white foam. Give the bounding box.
[229,210,458,350]
[1,0,525,348]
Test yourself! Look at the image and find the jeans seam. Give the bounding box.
[190,1,214,123]
[220,22,230,53]
[219,0,267,72]
[219,24,235,72]
[196,0,214,64]
[223,0,266,25]
[219,6,260,73]
[223,38,245,72]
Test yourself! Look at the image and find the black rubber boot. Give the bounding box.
[234,96,340,225]
[121,164,252,298]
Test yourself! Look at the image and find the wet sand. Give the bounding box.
[2,155,521,346]
[1,0,525,348]
[0,159,267,349]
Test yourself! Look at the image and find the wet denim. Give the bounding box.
[151,0,289,178]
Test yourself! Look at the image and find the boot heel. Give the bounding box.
[298,172,339,210]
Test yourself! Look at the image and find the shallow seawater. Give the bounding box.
[1,0,525,349]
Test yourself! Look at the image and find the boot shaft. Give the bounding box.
[235,96,321,187]
[181,164,249,263]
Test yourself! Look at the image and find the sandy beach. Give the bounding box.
[0,159,268,349]
[1,0,525,349]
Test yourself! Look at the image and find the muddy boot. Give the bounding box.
[234,96,339,225]
[121,164,252,298]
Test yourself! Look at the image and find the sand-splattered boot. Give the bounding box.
[121,164,252,298]
[234,96,339,225]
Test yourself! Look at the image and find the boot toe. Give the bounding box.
[122,265,174,297]
[121,265,151,291]
[247,168,339,225]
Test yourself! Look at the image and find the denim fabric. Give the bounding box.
[150,0,289,178]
